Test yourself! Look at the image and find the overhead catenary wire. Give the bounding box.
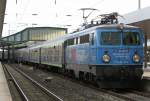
[55,0,105,27]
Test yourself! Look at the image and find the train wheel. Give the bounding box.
[68,70,74,78]
[85,73,95,82]
[79,71,84,81]
[85,73,89,81]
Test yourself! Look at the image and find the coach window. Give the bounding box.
[80,34,89,44]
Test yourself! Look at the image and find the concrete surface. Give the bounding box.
[0,62,12,101]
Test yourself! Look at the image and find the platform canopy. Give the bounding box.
[0,0,7,38]
[119,6,150,39]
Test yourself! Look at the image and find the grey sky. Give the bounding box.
[2,0,150,36]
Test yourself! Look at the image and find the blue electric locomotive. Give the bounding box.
[65,13,144,87]
[65,24,143,84]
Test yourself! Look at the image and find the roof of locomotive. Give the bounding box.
[95,24,139,29]
[77,23,139,32]
[68,24,141,37]
[67,23,140,38]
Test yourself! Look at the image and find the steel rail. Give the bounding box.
[129,90,150,98]
[2,64,29,101]
[14,65,63,101]
[54,71,137,101]
[99,89,137,101]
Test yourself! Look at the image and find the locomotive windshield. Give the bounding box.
[101,32,140,45]
[101,32,121,45]
[123,32,140,45]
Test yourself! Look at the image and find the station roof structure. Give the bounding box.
[119,6,150,24]
[0,0,7,38]
[119,6,150,39]
[0,27,67,48]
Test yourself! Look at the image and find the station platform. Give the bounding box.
[0,62,12,101]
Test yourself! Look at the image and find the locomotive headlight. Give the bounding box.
[133,54,140,63]
[102,54,110,63]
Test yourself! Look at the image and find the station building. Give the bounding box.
[2,27,67,41]
[1,27,67,47]
[0,27,67,60]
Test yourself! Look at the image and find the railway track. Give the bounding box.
[40,67,150,101]
[128,90,150,98]
[70,79,150,101]
[8,63,150,101]
[2,64,63,101]
[74,77,150,101]
[100,89,150,101]
[10,63,126,101]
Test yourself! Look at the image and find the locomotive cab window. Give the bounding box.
[101,32,121,45]
[80,34,89,44]
[123,32,140,45]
